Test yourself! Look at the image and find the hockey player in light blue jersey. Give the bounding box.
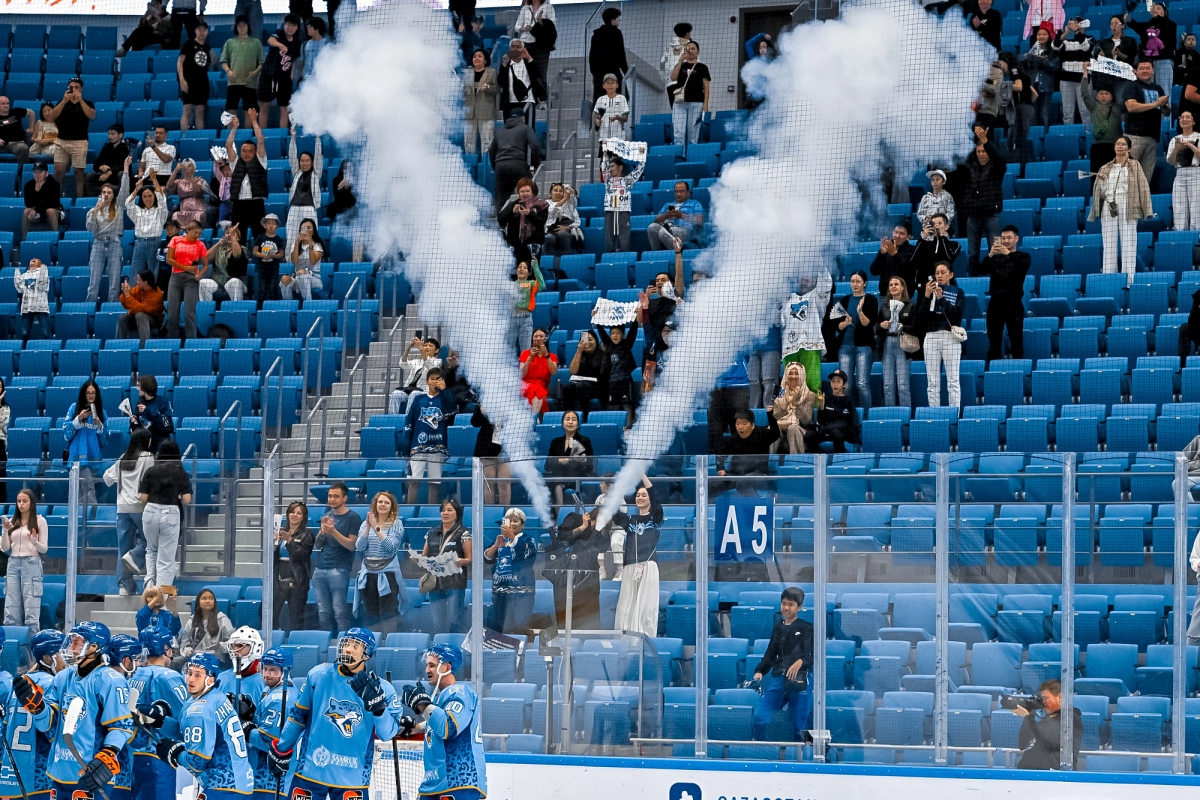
[245,649,296,796]
[153,654,254,800]
[127,627,189,800]
[23,621,136,800]
[271,628,402,800]
[105,635,145,800]
[217,627,267,727]
[1,630,64,800]
[400,645,486,800]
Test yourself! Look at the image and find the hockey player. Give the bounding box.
[106,635,144,800]
[128,627,189,800]
[2,630,64,800]
[269,628,402,800]
[19,621,136,800]
[400,644,486,800]
[153,654,254,800]
[246,649,295,795]
[217,627,267,716]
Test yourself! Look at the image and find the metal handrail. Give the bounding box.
[217,400,244,476]
[302,394,328,497]
[260,355,285,448]
[342,353,365,458]
[179,442,199,573]
[299,316,326,411]
[383,314,406,411]
[217,400,243,576]
[341,275,361,355]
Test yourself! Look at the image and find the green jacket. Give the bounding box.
[514,259,545,312]
[1080,75,1122,144]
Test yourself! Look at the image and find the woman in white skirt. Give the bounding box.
[611,474,662,638]
[1089,135,1152,285]
[1169,111,1200,230]
[286,126,323,252]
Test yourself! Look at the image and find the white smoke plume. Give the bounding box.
[599,0,993,522]
[290,0,553,523]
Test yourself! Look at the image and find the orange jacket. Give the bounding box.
[120,285,164,318]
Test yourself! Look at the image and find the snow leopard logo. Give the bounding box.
[323,697,364,738]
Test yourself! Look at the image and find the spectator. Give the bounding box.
[959,127,1005,271]
[975,55,1013,133]
[498,40,545,123]
[224,111,268,239]
[1126,3,1177,93]
[648,181,705,250]
[750,587,814,742]
[104,429,155,598]
[131,374,175,452]
[421,498,472,634]
[0,379,7,504]
[460,16,485,66]
[450,0,475,34]
[117,270,165,346]
[610,475,661,638]
[88,124,129,196]
[472,407,511,506]
[745,32,778,62]
[1089,135,1152,285]
[258,16,302,129]
[1096,15,1138,91]
[13,258,50,343]
[916,169,955,227]
[543,182,583,255]
[463,49,500,156]
[520,328,558,416]
[668,40,710,148]
[401,367,454,505]
[1179,33,1199,86]
[126,173,169,277]
[918,261,965,408]
[440,349,475,414]
[178,22,213,132]
[354,491,407,635]
[118,0,170,55]
[134,584,182,636]
[714,409,780,496]
[660,22,693,82]
[64,379,108,507]
[511,260,545,353]
[283,128,323,252]
[176,588,233,666]
[280,218,323,301]
[974,224,1031,364]
[138,440,191,594]
[588,7,628,101]
[167,0,201,48]
[599,144,645,252]
[562,330,606,415]
[870,221,917,295]
[221,16,265,126]
[1081,63,1123,174]
[1053,19,1095,124]
[1,489,46,626]
[545,410,594,506]
[86,160,132,303]
[46,78,93,199]
[167,158,209,227]
[593,73,629,143]
[156,218,182,292]
[166,220,211,338]
[516,0,556,87]
[390,336,443,414]
[1000,50,1037,162]
[1121,59,1170,182]
[1173,111,1200,232]
[708,357,751,454]
[965,0,1002,51]
[297,16,328,78]
[270,501,313,632]
[598,320,638,428]
[877,276,915,408]
[546,507,608,630]
[27,102,57,159]
[781,269,831,394]
[21,161,61,240]
[489,108,543,214]
[640,245,684,367]
[498,178,549,264]
[199,222,249,304]
[1179,287,1200,369]
[210,141,234,223]
[252,213,286,302]
[805,370,861,452]
[311,482,360,635]
[772,363,815,454]
[0,97,32,174]
[830,271,878,408]
[484,507,538,634]
[1021,23,1061,127]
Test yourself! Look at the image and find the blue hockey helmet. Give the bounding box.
[260,648,293,670]
[186,653,222,678]
[108,634,143,667]
[336,627,377,667]
[425,643,463,673]
[61,621,111,665]
[31,629,65,661]
[138,625,175,658]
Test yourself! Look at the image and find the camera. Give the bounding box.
[999,693,1044,712]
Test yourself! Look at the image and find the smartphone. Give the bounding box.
[667,204,676,212]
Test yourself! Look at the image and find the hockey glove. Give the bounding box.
[236,694,257,723]
[136,700,171,729]
[156,738,185,770]
[77,746,120,792]
[267,741,292,777]
[349,670,388,717]
[12,675,43,714]
[401,681,432,715]
[399,715,417,737]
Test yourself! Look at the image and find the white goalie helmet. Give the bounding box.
[228,626,265,674]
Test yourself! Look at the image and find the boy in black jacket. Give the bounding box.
[751,586,814,741]
[713,409,780,497]
[805,371,861,453]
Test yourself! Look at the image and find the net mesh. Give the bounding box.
[370,739,425,800]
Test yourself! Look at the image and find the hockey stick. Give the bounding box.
[62,696,112,800]
[386,671,402,800]
[272,669,289,800]
[0,694,32,800]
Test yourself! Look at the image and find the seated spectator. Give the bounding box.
[463,48,499,156]
[139,440,191,594]
[599,144,645,252]
[647,182,704,251]
[512,260,544,353]
[139,126,176,187]
[286,126,323,251]
[545,410,594,506]
[14,258,50,343]
[126,175,169,279]
[280,218,323,301]
[1181,287,1200,369]
[1089,135,1151,286]
[135,584,182,635]
[0,98,31,177]
[498,178,549,265]
[22,161,61,240]
[252,213,286,302]
[713,409,779,496]
[273,500,314,632]
[1,488,46,627]
[598,319,639,428]
[421,498,472,634]
[917,261,966,408]
[805,370,861,453]
[88,124,130,196]
[86,161,132,303]
[520,328,559,416]
[401,367,454,505]
[168,158,210,228]
[878,276,915,408]
[772,363,815,454]
[544,182,583,255]
[131,374,175,452]
[593,73,630,142]
[199,222,249,303]
[870,221,916,295]
[750,587,813,742]
[916,169,955,227]
[354,491,408,636]
[117,270,165,346]
[118,0,170,55]
[166,219,211,339]
[389,336,443,415]
[562,330,606,415]
[484,507,539,634]
[175,587,233,667]
[104,429,154,597]
[27,103,57,159]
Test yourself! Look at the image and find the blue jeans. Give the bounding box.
[881,336,911,408]
[131,236,158,278]
[428,587,466,633]
[116,512,146,594]
[838,342,874,408]
[751,673,812,741]
[311,567,352,634]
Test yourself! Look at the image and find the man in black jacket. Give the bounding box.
[869,221,916,294]
[750,587,814,742]
[88,124,131,196]
[910,213,961,290]
[959,126,1006,271]
[973,223,1031,364]
[498,39,546,122]
[489,108,544,213]
[805,371,860,453]
[1015,679,1083,769]
[713,409,779,496]
[964,0,1003,52]
[588,7,628,101]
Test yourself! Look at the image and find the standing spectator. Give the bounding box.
[831,271,878,408]
[1021,23,1061,127]
[259,15,303,129]
[918,262,965,408]
[1090,135,1152,284]
[463,50,499,156]
[772,363,815,454]
[610,475,661,638]
[273,501,313,632]
[648,181,705,250]
[26,103,57,159]
[168,0,202,48]
[224,111,268,240]
[960,127,1005,271]
[135,584,181,635]
[877,277,915,408]
[640,246,685,363]
[975,51,1011,132]
[0,489,45,626]
[660,23,693,82]
[520,328,558,417]
[546,507,608,630]
[543,182,582,255]
[750,587,814,743]
[911,212,962,301]
[459,14,485,65]
[252,213,286,302]
[126,172,168,277]
[1081,63,1123,174]
[709,357,751,454]
[280,218,323,301]
[489,108,543,214]
[13,258,50,343]
[104,429,154,598]
[472,408,511,506]
[599,143,645,252]
[562,330,606,415]
[598,320,638,428]
[511,260,544,353]
[1001,50,1037,162]
[21,161,61,240]
[805,370,861,452]
[221,17,264,126]
[0,379,7,504]
[916,169,955,227]
[421,498,471,634]
[0,97,32,175]
[1096,16,1139,91]
[85,160,131,303]
[199,222,249,303]
[401,367,454,505]
[310,483,360,635]
[131,374,175,452]
[1183,287,1200,369]
[139,440,191,594]
[516,0,556,88]
[544,410,594,506]
[46,78,93,199]
[355,492,407,636]
[167,158,209,227]
[965,0,1002,51]
[668,41,710,149]
[1178,32,1199,86]
[1121,59,1171,183]
[390,336,443,414]
[870,222,916,294]
[497,40,545,122]
[63,379,108,507]
[484,508,538,634]
[593,73,629,143]
[178,22,213,132]
[974,224,1031,364]
[1126,3,1177,93]
[781,268,832,394]
[1170,111,1200,230]
[285,127,322,251]
[166,220,211,338]
[297,16,327,78]
[88,124,129,196]
[176,588,232,666]
[713,410,780,496]
[117,270,165,346]
[498,178,549,264]
[588,7,628,101]
[156,218,182,292]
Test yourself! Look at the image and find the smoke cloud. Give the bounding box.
[600,0,993,521]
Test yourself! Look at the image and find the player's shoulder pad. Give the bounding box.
[307,662,335,682]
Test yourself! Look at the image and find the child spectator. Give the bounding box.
[252,213,286,302]
[597,319,639,428]
[402,367,455,505]
[599,142,645,252]
[750,587,814,742]
[916,169,955,227]
[805,370,861,453]
[593,73,629,142]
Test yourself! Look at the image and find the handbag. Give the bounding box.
[950,325,968,342]
[418,528,456,594]
[899,333,921,353]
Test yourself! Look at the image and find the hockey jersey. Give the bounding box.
[128,664,189,756]
[781,270,832,358]
[247,679,297,793]
[277,664,402,789]
[176,688,254,794]
[419,682,485,799]
[35,664,136,786]
[216,669,267,706]
[1,668,55,797]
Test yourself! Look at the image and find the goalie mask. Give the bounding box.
[228,626,264,674]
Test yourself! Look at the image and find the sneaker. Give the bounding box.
[118,587,131,597]
[122,552,145,576]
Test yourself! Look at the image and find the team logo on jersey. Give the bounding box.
[323,697,364,737]
[789,298,809,321]
[418,405,443,429]
[311,746,332,768]
[291,788,313,800]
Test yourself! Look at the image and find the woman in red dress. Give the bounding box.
[520,327,558,416]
